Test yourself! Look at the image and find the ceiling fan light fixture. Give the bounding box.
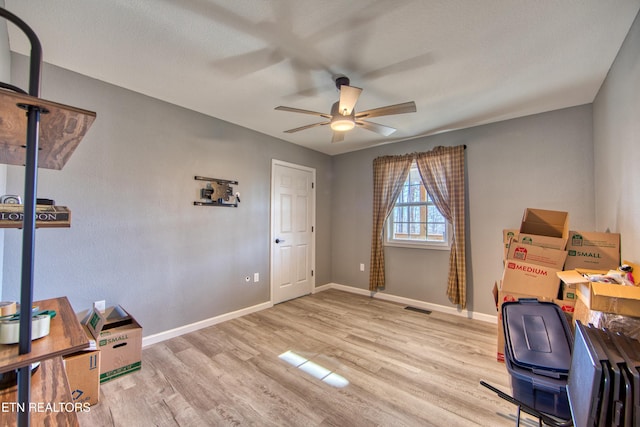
[330,117,355,132]
[329,101,355,131]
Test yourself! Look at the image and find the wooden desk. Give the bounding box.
[0,297,89,374]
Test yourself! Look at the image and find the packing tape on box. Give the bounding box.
[0,301,16,317]
[0,314,51,345]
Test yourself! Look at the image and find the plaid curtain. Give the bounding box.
[369,154,413,290]
[415,146,466,308]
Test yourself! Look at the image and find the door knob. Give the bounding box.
[275,238,285,244]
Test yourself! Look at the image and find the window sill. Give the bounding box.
[384,240,451,251]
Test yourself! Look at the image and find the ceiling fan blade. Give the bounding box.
[338,85,362,116]
[331,132,345,143]
[211,48,285,77]
[290,58,319,97]
[284,122,330,133]
[355,101,416,119]
[275,106,332,119]
[361,52,435,80]
[356,120,397,137]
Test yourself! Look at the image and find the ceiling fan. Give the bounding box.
[275,76,417,143]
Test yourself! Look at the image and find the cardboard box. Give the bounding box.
[572,297,640,341]
[572,297,597,329]
[554,297,576,315]
[562,282,577,301]
[501,259,562,299]
[519,208,569,239]
[519,208,569,250]
[556,268,607,304]
[558,269,640,317]
[64,348,100,406]
[85,306,142,383]
[503,229,519,245]
[573,296,587,320]
[64,322,100,407]
[564,231,621,270]
[507,240,567,270]
[516,234,568,250]
[503,229,519,260]
[577,281,640,318]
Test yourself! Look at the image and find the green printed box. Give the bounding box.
[564,231,620,270]
[85,305,142,384]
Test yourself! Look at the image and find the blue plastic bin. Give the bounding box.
[502,299,573,419]
[504,350,572,419]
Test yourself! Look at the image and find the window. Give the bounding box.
[385,161,450,249]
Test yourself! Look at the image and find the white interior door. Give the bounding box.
[271,160,315,304]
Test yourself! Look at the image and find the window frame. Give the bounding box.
[384,161,451,251]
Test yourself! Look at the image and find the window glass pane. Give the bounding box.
[427,205,442,223]
[408,205,418,222]
[409,222,420,237]
[386,160,449,247]
[408,184,418,203]
[397,187,405,204]
[399,206,408,223]
[427,222,446,241]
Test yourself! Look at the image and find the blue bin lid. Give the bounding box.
[502,299,572,377]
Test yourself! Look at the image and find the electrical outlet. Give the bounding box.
[93,300,106,313]
[254,273,259,282]
[359,263,365,272]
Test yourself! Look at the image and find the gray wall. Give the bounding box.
[331,105,595,316]
[0,0,8,80]
[3,54,332,335]
[0,0,8,297]
[593,10,640,262]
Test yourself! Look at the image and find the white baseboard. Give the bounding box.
[315,282,497,324]
[142,301,273,347]
[318,282,373,297]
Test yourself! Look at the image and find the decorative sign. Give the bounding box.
[0,204,71,228]
[193,176,240,207]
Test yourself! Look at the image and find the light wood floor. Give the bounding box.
[78,289,539,426]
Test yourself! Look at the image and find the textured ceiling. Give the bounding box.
[4,0,640,155]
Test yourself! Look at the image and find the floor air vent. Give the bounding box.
[404,306,432,315]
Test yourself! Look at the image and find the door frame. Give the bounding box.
[270,159,316,303]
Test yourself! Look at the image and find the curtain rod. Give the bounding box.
[374,145,466,162]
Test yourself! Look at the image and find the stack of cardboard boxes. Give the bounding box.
[495,208,622,361]
[63,305,143,408]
